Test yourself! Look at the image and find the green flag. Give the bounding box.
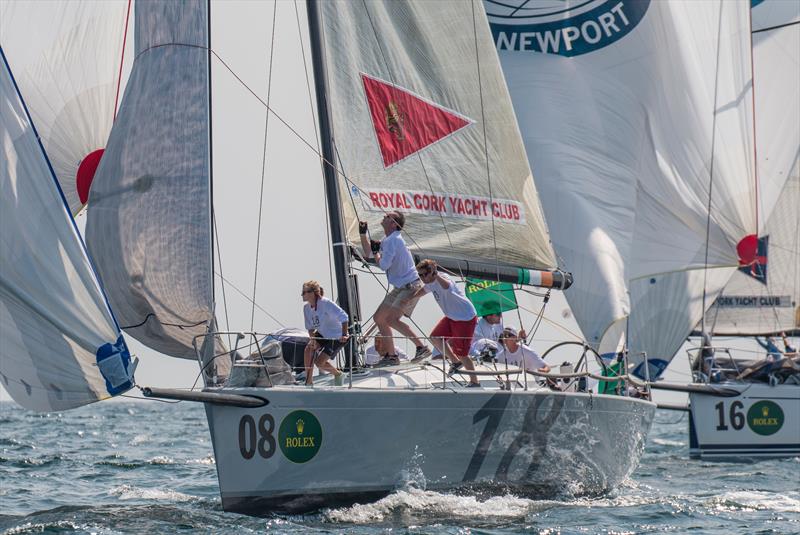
[465,279,518,317]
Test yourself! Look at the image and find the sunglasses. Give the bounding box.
[301,289,314,295]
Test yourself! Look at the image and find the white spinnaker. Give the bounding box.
[85,0,215,360]
[700,1,800,336]
[1,49,133,411]
[0,0,131,214]
[486,1,757,368]
[319,0,555,271]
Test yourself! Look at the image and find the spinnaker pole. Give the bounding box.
[306,0,358,368]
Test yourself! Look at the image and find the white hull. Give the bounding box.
[688,383,800,460]
[204,381,655,515]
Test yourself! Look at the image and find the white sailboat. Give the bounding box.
[1,0,656,515]
[485,0,761,381]
[684,0,800,461]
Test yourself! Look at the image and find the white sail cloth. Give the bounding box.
[318,0,555,271]
[85,0,215,360]
[486,0,757,369]
[0,0,131,214]
[701,1,800,336]
[0,50,134,411]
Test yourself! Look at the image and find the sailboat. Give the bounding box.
[1,0,655,515]
[682,0,800,460]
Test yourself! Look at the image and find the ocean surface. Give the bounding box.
[1,400,797,534]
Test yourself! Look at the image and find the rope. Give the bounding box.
[250,1,279,331]
[113,0,132,122]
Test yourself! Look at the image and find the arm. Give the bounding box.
[359,222,372,259]
[378,238,395,271]
[434,272,450,290]
[339,321,349,343]
[755,337,768,350]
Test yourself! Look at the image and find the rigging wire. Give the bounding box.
[250,1,279,331]
[213,213,232,349]
[216,271,286,329]
[112,0,132,122]
[699,2,727,338]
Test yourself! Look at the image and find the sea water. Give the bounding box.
[1,401,797,534]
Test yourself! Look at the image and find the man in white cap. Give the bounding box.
[496,327,550,374]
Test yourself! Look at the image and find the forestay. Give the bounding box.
[701,0,800,336]
[318,0,555,272]
[0,0,131,214]
[485,0,757,374]
[0,49,134,411]
[86,0,217,360]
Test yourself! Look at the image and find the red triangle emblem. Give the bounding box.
[361,73,473,168]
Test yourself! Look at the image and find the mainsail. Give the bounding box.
[0,48,134,411]
[0,0,131,214]
[318,0,556,274]
[701,0,800,336]
[485,0,758,375]
[85,0,216,360]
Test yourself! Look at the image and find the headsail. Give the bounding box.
[0,48,134,411]
[0,0,131,214]
[485,0,758,374]
[701,0,800,336]
[85,0,216,360]
[317,0,556,274]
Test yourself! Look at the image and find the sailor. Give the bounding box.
[496,327,550,374]
[755,335,783,362]
[415,259,480,387]
[359,212,431,366]
[469,312,504,360]
[301,281,347,386]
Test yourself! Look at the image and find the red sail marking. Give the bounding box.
[736,234,758,266]
[76,149,105,205]
[361,73,472,168]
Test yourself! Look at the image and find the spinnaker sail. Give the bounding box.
[486,0,758,376]
[0,0,131,213]
[85,0,217,361]
[0,48,134,411]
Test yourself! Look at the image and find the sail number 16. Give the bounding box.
[715,401,744,430]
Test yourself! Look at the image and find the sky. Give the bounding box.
[3,0,790,408]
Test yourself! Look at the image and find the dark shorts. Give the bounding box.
[309,331,345,358]
[430,316,478,357]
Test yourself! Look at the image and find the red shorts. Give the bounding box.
[430,316,477,357]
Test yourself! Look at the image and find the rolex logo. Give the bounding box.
[296,418,305,435]
[762,406,769,417]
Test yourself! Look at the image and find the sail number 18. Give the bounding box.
[715,401,744,430]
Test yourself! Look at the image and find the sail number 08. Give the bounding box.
[715,401,745,431]
[238,414,275,459]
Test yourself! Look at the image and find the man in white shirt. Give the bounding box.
[416,259,480,386]
[496,327,550,374]
[301,280,349,385]
[469,312,504,359]
[359,211,430,366]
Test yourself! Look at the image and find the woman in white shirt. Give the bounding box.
[302,281,349,386]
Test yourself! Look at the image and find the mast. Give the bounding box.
[306,0,357,367]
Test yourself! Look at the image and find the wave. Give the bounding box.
[108,484,198,503]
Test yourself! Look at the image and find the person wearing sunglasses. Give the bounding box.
[497,327,550,375]
[301,280,348,386]
[359,212,430,366]
[414,259,480,387]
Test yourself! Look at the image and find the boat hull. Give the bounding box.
[204,387,655,515]
[688,383,800,460]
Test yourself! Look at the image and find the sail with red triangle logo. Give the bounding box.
[361,73,473,168]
